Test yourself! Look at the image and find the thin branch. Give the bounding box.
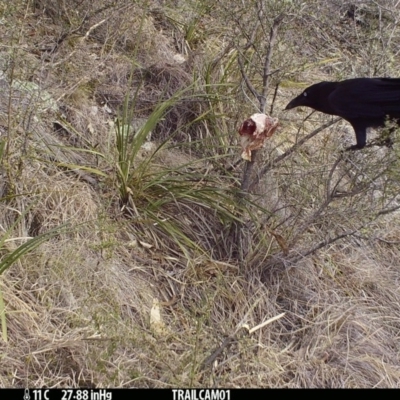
[235,13,261,99]
[200,336,236,370]
[210,41,235,71]
[326,151,344,200]
[299,229,358,259]
[243,20,261,51]
[269,82,280,115]
[237,53,259,101]
[260,14,284,113]
[376,204,400,216]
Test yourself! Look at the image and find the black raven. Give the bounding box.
[285,77,400,150]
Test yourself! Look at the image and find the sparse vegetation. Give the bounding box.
[0,0,400,388]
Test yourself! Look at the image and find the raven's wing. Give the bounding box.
[328,79,400,119]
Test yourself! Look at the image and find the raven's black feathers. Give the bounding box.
[285,77,400,149]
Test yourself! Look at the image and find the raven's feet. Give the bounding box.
[375,136,394,148]
[344,144,364,151]
[364,137,394,149]
[345,137,394,151]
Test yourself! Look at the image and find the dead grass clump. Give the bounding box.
[22,172,99,234]
[93,54,133,112]
[133,63,202,143]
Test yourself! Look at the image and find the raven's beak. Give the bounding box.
[284,99,296,110]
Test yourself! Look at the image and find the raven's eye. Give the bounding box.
[303,92,307,97]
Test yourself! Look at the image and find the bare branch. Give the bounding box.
[237,53,259,101]
[299,229,358,259]
[260,14,284,113]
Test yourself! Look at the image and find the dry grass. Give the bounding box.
[0,0,400,389]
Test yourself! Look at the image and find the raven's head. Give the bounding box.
[285,90,312,110]
[285,81,336,111]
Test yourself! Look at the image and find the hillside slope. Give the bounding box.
[0,0,400,388]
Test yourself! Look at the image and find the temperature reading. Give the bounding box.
[32,390,50,400]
